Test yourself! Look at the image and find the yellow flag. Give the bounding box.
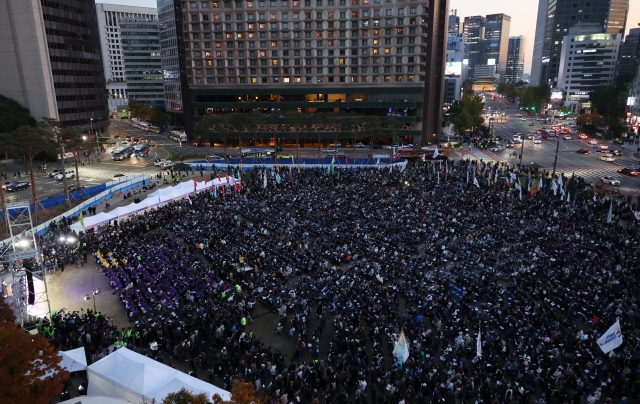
[79,211,85,228]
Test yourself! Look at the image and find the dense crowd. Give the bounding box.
[84,160,640,404]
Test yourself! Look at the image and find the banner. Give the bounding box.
[597,319,623,354]
[392,331,410,364]
[477,330,482,357]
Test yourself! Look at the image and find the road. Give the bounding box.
[482,95,640,195]
[3,146,169,204]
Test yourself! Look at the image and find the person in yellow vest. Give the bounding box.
[241,316,247,327]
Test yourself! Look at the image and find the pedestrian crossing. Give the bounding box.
[613,158,640,168]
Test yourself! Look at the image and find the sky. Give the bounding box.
[99,0,640,74]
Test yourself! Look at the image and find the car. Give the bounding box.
[490,145,505,152]
[322,148,336,154]
[2,181,17,190]
[563,135,572,140]
[67,185,86,193]
[120,140,128,145]
[505,143,515,148]
[521,118,527,121]
[125,136,132,141]
[617,168,640,176]
[206,155,224,161]
[526,134,534,139]
[609,149,623,156]
[154,159,172,166]
[54,170,75,181]
[529,122,535,126]
[5,181,30,192]
[506,105,510,108]
[329,142,342,147]
[576,149,590,154]
[513,134,522,140]
[579,134,588,139]
[601,176,620,185]
[588,139,598,145]
[48,169,63,178]
[599,156,616,162]
[352,142,365,148]
[278,154,293,159]
[112,174,126,181]
[160,162,175,169]
[598,144,609,150]
[517,113,523,117]
[492,136,503,141]
[372,144,383,149]
[533,139,542,144]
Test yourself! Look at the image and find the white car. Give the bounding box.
[517,113,523,117]
[207,155,224,161]
[601,176,620,185]
[160,162,175,169]
[526,134,534,139]
[54,170,75,181]
[563,135,572,140]
[533,139,542,144]
[352,142,365,148]
[588,139,598,145]
[599,156,616,162]
[322,148,336,154]
[112,173,126,181]
[154,159,172,166]
[598,144,609,150]
[329,142,342,147]
[490,145,505,152]
[579,134,588,139]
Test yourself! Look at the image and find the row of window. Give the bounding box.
[190,17,420,28]
[54,82,102,89]
[195,56,420,67]
[45,28,96,43]
[58,105,105,115]
[189,31,423,44]
[190,9,422,22]
[41,0,86,16]
[48,42,98,54]
[196,49,420,58]
[188,0,420,10]
[50,56,100,65]
[56,94,97,102]
[51,69,101,77]
[43,13,91,29]
[193,65,419,75]
[193,75,421,84]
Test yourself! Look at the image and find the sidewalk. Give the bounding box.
[450,148,502,163]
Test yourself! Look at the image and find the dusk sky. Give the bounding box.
[98,0,640,74]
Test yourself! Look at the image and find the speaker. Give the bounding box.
[24,259,35,305]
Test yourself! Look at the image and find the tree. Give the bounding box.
[244,111,267,162]
[1,125,56,219]
[286,112,309,163]
[223,113,248,162]
[147,107,170,129]
[39,118,73,208]
[462,79,474,96]
[212,381,266,404]
[0,94,37,134]
[449,93,485,135]
[128,100,148,118]
[0,296,68,403]
[162,388,213,404]
[194,115,217,162]
[362,116,380,159]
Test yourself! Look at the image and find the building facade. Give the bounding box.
[0,0,109,133]
[630,66,640,130]
[158,0,184,113]
[618,28,640,80]
[505,35,526,83]
[96,4,158,111]
[462,15,485,80]
[557,24,621,113]
[482,14,510,79]
[178,0,448,145]
[530,0,629,87]
[444,29,465,103]
[120,19,165,107]
[448,11,459,33]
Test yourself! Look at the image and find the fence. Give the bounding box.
[1,174,151,243]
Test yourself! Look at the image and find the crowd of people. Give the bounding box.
[80,160,640,404]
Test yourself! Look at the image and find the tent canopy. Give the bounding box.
[59,397,130,404]
[87,348,231,403]
[59,347,87,372]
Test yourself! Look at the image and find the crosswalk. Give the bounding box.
[613,158,640,168]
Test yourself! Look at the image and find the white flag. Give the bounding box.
[551,181,558,196]
[607,201,613,223]
[593,193,597,202]
[597,319,623,354]
[263,172,267,189]
[392,331,410,364]
[433,146,439,159]
[476,330,482,357]
[494,170,498,184]
[473,177,480,188]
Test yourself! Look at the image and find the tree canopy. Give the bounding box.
[449,93,485,134]
[0,296,68,403]
[589,73,633,136]
[128,100,170,127]
[0,94,37,133]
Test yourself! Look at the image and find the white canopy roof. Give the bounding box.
[87,348,230,403]
[59,347,87,372]
[59,397,130,404]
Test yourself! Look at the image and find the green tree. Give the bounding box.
[223,113,248,161]
[194,115,217,161]
[0,94,37,134]
[39,118,74,208]
[285,112,309,162]
[244,110,267,162]
[128,100,148,118]
[462,79,474,96]
[147,107,170,128]
[162,388,212,404]
[1,125,56,219]
[495,82,507,94]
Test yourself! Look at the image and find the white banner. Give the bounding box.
[477,330,482,357]
[597,320,623,354]
[392,331,410,364]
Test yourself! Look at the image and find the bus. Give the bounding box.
[541,130,558,141]
[133,120,152,131]
[240,148,275,158]
[149,126,161,133]
[112,145,134,161]
[169,130,187,142]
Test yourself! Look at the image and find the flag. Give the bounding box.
[217,173,221,182]
[476,329,482,357]
[275,172,281,184]
[79,211,85,228]
[535,178,540,193]
[607,201,613,223]
[263,172,267,189]
[565,191,570,203]
[466,169,469,183]
[392,331,410,364]
[222,185,226,195]
[225,173,230,184]
[291,155,294,167]
[473,177,480,188]
[593,193,597,202]
[193,178,197,193]
[494,170,498,185]
[445,161,448,181]
[551,181,558,196]
[597,319,623,354]
[432,146,439,159]
[214,184,217,197]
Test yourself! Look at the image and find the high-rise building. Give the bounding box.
[618,28,640,80]
[483,14,510,78]
[178,0,449,145]
[557,24,622,113]
[0,0,109,133]
[463,16,485,79]
[157,0,184,113]
[119,19,165,108]
[96,4,158,111]
[530,0,629,87]
[505,36,526,83]
[448,10,460,33]
[630,67,640,130]
[444,29,465,102]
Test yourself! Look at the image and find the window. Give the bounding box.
[190,2,197,8]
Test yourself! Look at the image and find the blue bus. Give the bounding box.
[112,145,134,161]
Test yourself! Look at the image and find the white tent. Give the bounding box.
[144,370,231,403]
[87,349,230,403]
[59,396,130,404]
[70,212,116,232]
[59,347,88,372]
